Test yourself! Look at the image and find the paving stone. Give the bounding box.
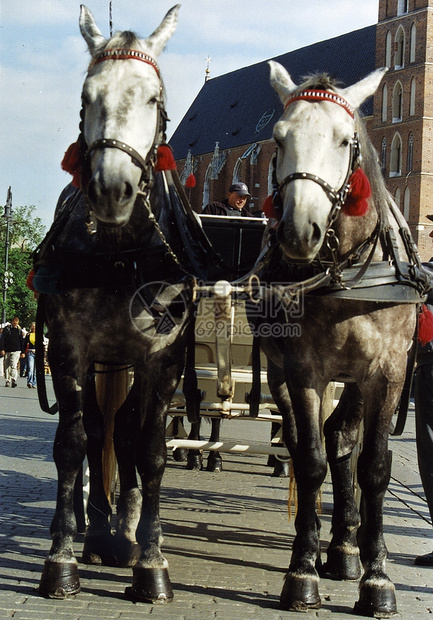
[1,379,432,618]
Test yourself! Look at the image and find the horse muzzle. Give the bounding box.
[87,163,139,227]
[276,208,325,262]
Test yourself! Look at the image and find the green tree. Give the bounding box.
[0,204,46,328]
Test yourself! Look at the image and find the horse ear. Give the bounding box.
[268,61,298,105]
[145,4,180,56]
[79,5,106,54]
[341,67,388,110]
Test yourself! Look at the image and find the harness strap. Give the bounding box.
[86,138,150,172]
[390,319,419,436]
[182,311,201,424]
[35,295,58,415]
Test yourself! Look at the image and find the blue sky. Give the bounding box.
[0,0,378,228]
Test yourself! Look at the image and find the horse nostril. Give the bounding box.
[123,182,133,201]
[311,222,321,246]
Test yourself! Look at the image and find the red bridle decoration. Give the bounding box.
[342,167,371,217]
[419,303,433,345]
[284,89,355,118]
[90,48,160,77]
[61,141,176,186]
[264,90,370,220]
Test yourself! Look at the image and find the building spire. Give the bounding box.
[205,55,211,82]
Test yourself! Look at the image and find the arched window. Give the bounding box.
[382,84,388,122]
[410,23,416,63]
[232,158,243,183]
[381,137,387,172]
[268,154,277,196]
[403,186,410,220]
[407,133,414,172]
[385,31,392,68]
[390,133,403,176]
[395,26,405,69]
[392,81,403,122]
[395,188,401,209]
[202,164,212,208]
[410,77,416,116]
[398,0,409,16]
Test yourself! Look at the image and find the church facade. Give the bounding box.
[169,0,433,260]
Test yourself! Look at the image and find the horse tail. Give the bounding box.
[94,364,131,503]
[287,382,336,520]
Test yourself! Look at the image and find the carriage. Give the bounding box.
[32,4,431,618]
[165,213,293,473]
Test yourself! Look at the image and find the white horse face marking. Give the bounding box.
[79,5,180,227]
[269,61,386,262]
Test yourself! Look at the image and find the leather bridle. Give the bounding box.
[81,48,167,188]
[276,90,360,227]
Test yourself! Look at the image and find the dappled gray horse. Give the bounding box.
[36,5,201,604]
[255,62,428,616]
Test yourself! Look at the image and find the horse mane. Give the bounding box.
[296,72,390,220]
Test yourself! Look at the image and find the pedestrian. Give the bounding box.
[24,322,37,389]
[202,183,263,217]
[0,316,25,388]
[414,234,433,566]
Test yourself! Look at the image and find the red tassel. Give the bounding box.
[61,141,81,188]
[418,304,433,346]
[155,145,176,171]
[26,269,36,292]
[342,168,371,216]
[263,194,281,220]
[185,173,196,188]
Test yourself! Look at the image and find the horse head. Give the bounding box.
[79,5,180,227]
[269,62,387,262]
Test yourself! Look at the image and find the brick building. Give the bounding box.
[169,0,433,260]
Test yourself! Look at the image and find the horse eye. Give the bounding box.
[340,139,350,148]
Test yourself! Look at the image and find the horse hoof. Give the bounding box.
[186,453,203,471]
[172,448,187,462]
[82,534,115,566]
[272,460,290,477]
[280,572,321,611]
[206,455,222,472]
[39,561,81,599]
[354,577,397,618]
[114,538,141,567]
[322,547,361,580]
[125,567,173,604]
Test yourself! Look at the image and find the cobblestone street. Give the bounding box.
[1,377,432,618]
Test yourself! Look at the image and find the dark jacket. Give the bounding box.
[0,324,24,353]
[417,261,433,367]
[202,199,259,218]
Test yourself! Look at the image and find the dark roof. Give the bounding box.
[169,25,376,159]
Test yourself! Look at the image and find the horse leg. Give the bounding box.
[39,353,86,598]
[171,416,187,462]
[125,363,180,604]
[353,381,399,617]
[206,418,222,472]
[186,418,203,470]
[112,379,142,567]
[322,383,363,580]
[279,382,326,611]
[81,369,115,565]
